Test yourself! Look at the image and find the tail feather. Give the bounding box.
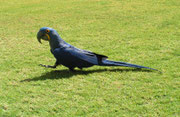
[100,60,157,71]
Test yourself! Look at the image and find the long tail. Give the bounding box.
[99,59,157,71]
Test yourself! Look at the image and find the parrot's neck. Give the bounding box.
[49,33,66,51]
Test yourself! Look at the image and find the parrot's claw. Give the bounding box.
[39,64,56,68]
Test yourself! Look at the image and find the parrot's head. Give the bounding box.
[37,27,65,50]
[37,27,56,44]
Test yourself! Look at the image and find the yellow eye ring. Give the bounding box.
[46,29,50,33]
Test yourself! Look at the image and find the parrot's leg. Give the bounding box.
[39,61,60,68]
[78,67,83,70]
[69,67,75,72]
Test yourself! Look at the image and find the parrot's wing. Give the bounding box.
[79,48,108,60]
[52,47,108,65]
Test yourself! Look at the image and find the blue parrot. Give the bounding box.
[37,27,157,71]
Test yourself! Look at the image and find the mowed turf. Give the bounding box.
[0,0,179,116]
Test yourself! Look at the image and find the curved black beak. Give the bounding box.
[37,31,42,44]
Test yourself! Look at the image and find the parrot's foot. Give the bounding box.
[39,64,56,68]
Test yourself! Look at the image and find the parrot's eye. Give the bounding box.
[46,29,50,33]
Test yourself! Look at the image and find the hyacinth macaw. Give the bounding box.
[37,27,157,71]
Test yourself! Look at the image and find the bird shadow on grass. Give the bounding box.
[21,68,153,82]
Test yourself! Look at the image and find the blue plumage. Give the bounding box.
[37,27,157,71]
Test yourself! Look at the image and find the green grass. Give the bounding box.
[0,0,180,116]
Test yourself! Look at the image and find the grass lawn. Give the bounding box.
[0,0,179,116]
